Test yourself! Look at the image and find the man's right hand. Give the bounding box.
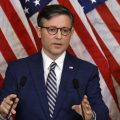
[0,94,19,118]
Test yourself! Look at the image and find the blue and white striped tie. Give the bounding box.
[46,62,57,118]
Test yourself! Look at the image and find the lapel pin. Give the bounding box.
[69,66,74,69]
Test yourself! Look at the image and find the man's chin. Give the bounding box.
[52,51,64,58]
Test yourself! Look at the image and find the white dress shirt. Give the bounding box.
[41,49,66,93]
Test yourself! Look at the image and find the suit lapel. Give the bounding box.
[28,52,50,119]
[53,53,77,119]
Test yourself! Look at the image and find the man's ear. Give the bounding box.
[70,27,74,36]
[36,26,41,38]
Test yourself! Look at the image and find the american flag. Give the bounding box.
[0,0,120,119]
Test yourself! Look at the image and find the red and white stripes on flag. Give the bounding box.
[0,0,37,80]
[0,0,120,120]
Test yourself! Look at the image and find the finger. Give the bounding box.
[83,95,88,99]
[82,96,89,104]
[0,103,10,117]
[82,101,92,113]
[12,98,19,109]
[1,100,12,113]
[11,108,16,115]
[3,98,12,106]
[2,95,18,116]
[10,97,19,115]
[81,95,94,119]
[7,97,19,115]
[86,109,93,115]
[82,96,91,110]
[72,105,82,114]
[85,108,93,120]
[7,94,17,101]
[4,94,17,105]
[81,96,93,113]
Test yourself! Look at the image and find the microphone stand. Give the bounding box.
[6,76,27,120]
[73,79,86,120]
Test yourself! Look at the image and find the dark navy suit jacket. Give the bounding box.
[0,52,109,120]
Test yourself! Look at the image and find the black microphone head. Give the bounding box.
[19,76,27,88]
[73,79,79,89]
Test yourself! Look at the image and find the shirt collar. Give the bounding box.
[42,49,66,70]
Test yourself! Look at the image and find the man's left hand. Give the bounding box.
[72,95,94,120]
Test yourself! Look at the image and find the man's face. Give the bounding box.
[37,15,73,59]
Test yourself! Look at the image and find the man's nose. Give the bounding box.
[55,29,62,39]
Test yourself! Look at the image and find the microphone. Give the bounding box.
[73,79,86,120]
[6,76,27,120]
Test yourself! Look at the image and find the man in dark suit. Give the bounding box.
[0,4,108,120]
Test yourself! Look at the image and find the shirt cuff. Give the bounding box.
[91,111,96,120]
[0,114,12,120]
[0,114,6,120]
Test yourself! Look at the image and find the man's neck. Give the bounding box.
[42,49,65,60]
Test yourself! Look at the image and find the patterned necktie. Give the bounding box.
[46,62,57,118]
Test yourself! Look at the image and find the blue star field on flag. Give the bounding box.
[78,0,107,13]
[20,0,51,18]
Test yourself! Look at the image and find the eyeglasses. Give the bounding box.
[40,26,72,36]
